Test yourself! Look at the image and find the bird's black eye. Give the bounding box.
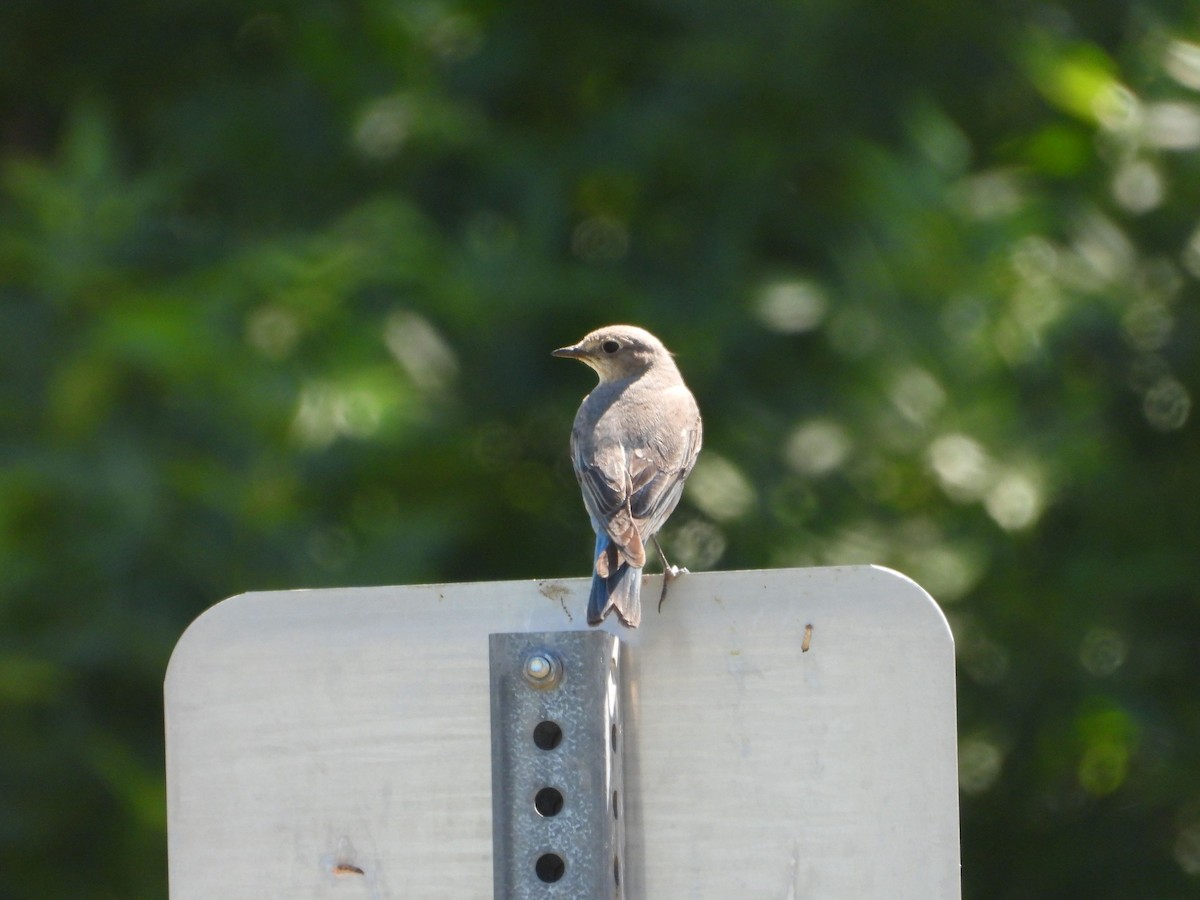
[602,340,620,354]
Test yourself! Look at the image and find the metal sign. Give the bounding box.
[165,566,960,898]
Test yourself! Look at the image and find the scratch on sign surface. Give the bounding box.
[536,580,574,620]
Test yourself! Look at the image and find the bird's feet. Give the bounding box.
[657,564,690,613]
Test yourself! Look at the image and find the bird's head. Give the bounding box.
[552,325,672,383]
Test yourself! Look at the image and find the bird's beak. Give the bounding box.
[552,344,586,359]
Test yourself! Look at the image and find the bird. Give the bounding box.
[553,325,702,627]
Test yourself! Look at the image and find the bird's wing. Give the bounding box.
[573,438,646,568]
[629,419,702,537]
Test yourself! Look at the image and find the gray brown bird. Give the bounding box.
[553,325,702,627]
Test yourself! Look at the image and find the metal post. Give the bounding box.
[489,631,625,898]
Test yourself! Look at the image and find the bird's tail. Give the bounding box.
[588,533,643,628]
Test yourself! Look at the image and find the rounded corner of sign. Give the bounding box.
[867,564,956,645]
[163,591,261,689]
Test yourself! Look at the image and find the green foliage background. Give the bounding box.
[3,1,1200,896]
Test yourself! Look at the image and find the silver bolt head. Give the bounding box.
[522,652,561,688]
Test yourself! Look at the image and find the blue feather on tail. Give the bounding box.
[587,532,643,627]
